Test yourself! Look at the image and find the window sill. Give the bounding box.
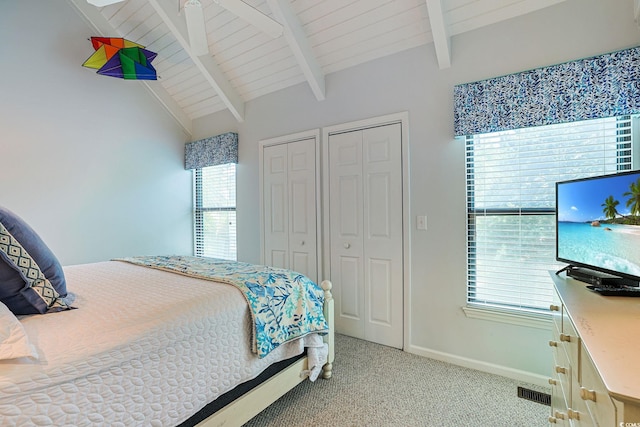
[462,304,552,330]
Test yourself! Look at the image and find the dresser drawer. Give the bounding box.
[580,345,616,426]
[554,340,572,405]
[569,379,592,426]
[549,373,570,425]
[562,316,580,378]
[548,409,571,425]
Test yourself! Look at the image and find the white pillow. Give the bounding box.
[0,300,38,360]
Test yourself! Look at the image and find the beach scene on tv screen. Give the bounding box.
[557,173,640,276]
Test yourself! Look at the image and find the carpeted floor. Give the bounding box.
[244,334,550,427]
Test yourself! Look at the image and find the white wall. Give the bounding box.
[193,0,640,381]
[1,1,193,265]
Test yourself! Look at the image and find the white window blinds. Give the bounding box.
[466,116,636,312]
[194,163,237,260]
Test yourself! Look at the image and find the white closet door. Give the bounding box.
[263,144,289,269]
[329,131,365,339]
[362,124,403,348]
[288,138,317,281]
[262,138,318,283]
[329,123,403,348]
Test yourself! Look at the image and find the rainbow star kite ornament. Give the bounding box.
[82,37,157,80]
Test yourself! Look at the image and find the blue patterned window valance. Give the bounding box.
[454,47,640,136]
[185,132,238,170]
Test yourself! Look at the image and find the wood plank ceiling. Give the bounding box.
[68,0,568,135]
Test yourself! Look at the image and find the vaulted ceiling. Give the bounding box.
[68,0,568,135]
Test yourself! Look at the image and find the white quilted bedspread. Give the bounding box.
[0,261,305,427]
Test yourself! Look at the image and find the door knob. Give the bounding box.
[344,243,350,249]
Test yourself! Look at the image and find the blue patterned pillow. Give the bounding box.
[0,206,70,315]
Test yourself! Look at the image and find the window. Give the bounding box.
[194,163,237,260]
[466,115,639,313]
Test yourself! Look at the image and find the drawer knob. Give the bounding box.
[550,304,560,311]
[548,416,557,424]
[555,366,567,374]
[567,409,580,420]
[559,333,571,342]
[580,387,596,402]
[548,340,558,347]
[548,378,557,385]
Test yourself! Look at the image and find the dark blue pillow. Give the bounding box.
[0,206,69,315]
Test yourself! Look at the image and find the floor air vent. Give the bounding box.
[517,386,551,406]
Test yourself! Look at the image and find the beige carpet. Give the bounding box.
[244,334,550,427]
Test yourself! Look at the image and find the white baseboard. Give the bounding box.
[406,343,550,389]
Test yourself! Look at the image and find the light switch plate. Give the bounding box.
[417,215,427,230]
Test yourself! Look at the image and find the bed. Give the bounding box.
[0,207,334,427]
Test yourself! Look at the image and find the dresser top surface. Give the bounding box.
[551,272,640,403]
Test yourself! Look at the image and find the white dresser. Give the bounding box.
[549,272,640,425]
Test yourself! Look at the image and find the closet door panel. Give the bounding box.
[336,255,364,337]
[337,175,360,237]
[263,144,289,270]
[368,258,393,326]
[291,251,311,278]
[338,256,360,318]
[362,123,403,348]
[288,139,317,280]
[329,131,365,339]
[269,250,287,269]
[367,172,392,238]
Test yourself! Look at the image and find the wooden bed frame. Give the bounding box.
[196,280,335,427]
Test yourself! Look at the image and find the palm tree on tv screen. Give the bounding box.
[623,178,640,224]
[601,195,620,221]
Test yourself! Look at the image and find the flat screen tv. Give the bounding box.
[556,170,640,285]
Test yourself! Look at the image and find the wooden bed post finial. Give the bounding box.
[321,280,333,301]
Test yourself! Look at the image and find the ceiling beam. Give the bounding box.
[266,0,325,101]
[67,0,193,135]
[425,0,451,69]
[147,0,245,122]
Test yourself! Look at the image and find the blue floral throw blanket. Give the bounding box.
[115,255,328,358]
